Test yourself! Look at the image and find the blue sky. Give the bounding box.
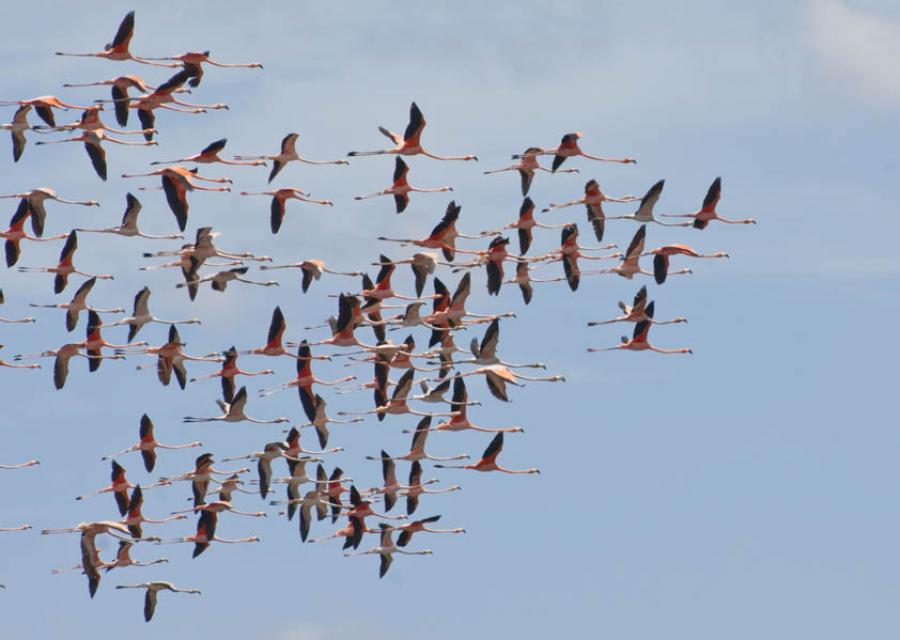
[2,1,899,638]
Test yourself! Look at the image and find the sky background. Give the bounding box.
[2,1,899,638]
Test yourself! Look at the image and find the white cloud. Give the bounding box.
[805,0,900,106]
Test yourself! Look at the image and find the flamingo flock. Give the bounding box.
[0,9,753,623]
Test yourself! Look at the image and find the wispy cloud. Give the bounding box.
[804,0,900,106]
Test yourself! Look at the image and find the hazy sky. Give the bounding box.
[2,1,899,638]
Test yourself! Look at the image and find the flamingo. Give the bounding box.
[0,459,39,470]
[439,318,546,370]
[158,453,250,508]
[542,179,637,242]
[343,524,432,578]
[2,199,70,267]
[660,177,756,228]
[101,414,201,473]
[525,131,636,171]
[29,277,123,332]
[151,138,265,167]
[176,266,278,297]
[17,231,113,294]
[35,128,157,181]
[532,223,621,291]
[348,102,477,162]
[367,417,469,464]
[170,496,267,520]
[260,258,362,293]
[62,75,165,126]
[239,188,333,234]
[413,376,523,435]
[234,132,348,183]
[122,167,231,230]
[483,146,580,196]
[12,342,124,389]
[585,225,691,281]
[82,310,147,372]
[116,581,201,622]
[122,485,187,538]
[126,324,219,389]
[339,370,456,421]
[155,510,259,558]
[74,193,184,241]
[432,364,564,403]
[588,302,693,355]
[436,432,540,475]
[52,540,168,575]
[587,285,687,327]
[282,425,342,459]
[0,290,35,324]
[0,187,98,238]
[183,386,289,425]
[378,200,491,261]
[39,520,133,598]
[144,226,269,267]
[644,243,729,284]
[190,346,274,404]
[75,461,169,516]
[402,461,461,515]
[221,442,299,499]
[236,306,319,360]
[297,395,364,449]
[34,104,154,138]
[334,485,409,528]
[503,261,567,305]
[480,197,569,255]
[354,157,453,213]
[0,96,95,127]
[605,179,691,227]
[258,341,355,421]
[395,515,465,547]
[107,286,200,342]
[139,49,263,87]
[1,105,39,161]
[53,11,178,68]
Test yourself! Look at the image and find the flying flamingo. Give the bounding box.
[343,523,432,578]
[236,306,319,360]
[143,226,269,267]
[53,11,178,67]
[81,311,147,374]
[122,485,187,539]
[1,105,39,161]
[126,324,219,389]
[660,177,756,228]
[115,581,201,622]
[234,132,349,183]
[531,223,621,291]
[440,318,546,370]
[412,376,523,435]
[75,461,169,516]
[150,138,265,168]
[239,188,333,234]
[436,432,540,475]
[542,178,637,242]
[35,128,157,181]
[52,540,168,575]
[402,461,461,515]
[584,225,690,281]
[190,346,274,404]
[101,414,202,473]
[2,199,70,267]
[29,277,123,332]
[0,290,35,324]
[17,231,114,294]
[176,265,279,297]
[158,453,250,508]
[525,131,636,171]
[170,495,267,520]
[605,179,691,227]
[354,157,453,213]
[220,442,298,499]
[260,258,362,293]
[366,417,468,464]
[34,104,154,138]
[587,285,687,327]
[0,187,98,238]
[431,364,564,403]
[122,167,231,231]
[139,49,263,87]
[483,146,580,196]
[395,515,465,547]
[502,261,567,305]
[378,200,491,261]
[74,193,184,241]
[107,286,200,341]
[297,395,364,449]
[183,386,289,425]
[155,510,259,558]
[644,243,729,284]
[40,520,133,598]
[348,102,477,162]
[0,96,95,127]
[480,197,569,255]
[62,75,166,126]
[12,342,124,389]
[588,302,693,355]
[339,370,457,421]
